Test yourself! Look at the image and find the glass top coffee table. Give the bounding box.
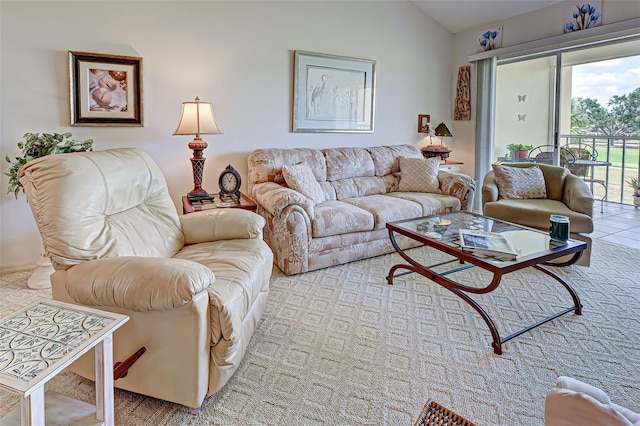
[387,211,587,354]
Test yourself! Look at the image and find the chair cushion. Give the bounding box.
[493,163,547,199]
[397,156,442,194]
[282,163,326,205]
[18,148,185,269]
[483,199,594,233]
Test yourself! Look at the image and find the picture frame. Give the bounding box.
[418,114,431,133]
[69,51,143,126]
[293,51,375,133]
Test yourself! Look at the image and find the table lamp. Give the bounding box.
[421,122,453,160]
[434,122,452,142]
[173,96,222,201]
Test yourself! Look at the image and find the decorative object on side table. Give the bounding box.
[418,114,431,133]
[4,132,93,289]
[173,96,222,202]
[626,177,640,208]
[182,192,257,214]
[421,122,453,160]
[69,51,143,126]
[219,164,242,198]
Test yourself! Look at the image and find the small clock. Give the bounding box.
[218,164,241,198]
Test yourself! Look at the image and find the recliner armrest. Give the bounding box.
[63,257,214,311]
[563,174,594,217]
[180,208,265,244]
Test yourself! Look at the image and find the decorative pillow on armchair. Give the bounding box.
[397,157,442,194]
[492,164,547,199]
[282,163,326,205]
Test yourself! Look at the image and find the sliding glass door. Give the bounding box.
[494,55,561,164]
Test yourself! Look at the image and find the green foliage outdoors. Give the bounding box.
[4,132,93,198]
[571,87,640,136]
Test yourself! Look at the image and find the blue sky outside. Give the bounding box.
[572,55,640,106]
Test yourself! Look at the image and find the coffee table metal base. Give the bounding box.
[386,243,583,355]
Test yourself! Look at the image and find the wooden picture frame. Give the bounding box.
[293,51,375,133]
[418,114,431,133]
[69,51,143,126]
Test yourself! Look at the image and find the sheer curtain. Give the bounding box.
[473,57,496,213]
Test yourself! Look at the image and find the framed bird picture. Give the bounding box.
[292,51,376,133]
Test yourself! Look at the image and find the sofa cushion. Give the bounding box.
[312,200,374,238]
[388,192,460,216]
[342,194,422,229]
[332,176,386,200]
[493,164,547,199]
[367,145,423,176]
[282,163,326,205]
[397,156,442,194]
[324,147,375,181]
[483,198,594,233]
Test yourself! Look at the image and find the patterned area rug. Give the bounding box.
[1,240,639,425]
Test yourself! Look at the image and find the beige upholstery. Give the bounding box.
[18,148,273,407]
[482,162,594,266]
[545,376,640,425]
[248,145,476,275]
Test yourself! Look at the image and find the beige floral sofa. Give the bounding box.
[247,145,475,275]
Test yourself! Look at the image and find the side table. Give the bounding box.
[0,299,128,425]
[182,192,257,214]
[439,160,463,173]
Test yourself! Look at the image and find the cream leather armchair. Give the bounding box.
[18,148,273,408]
[482,162,594,266]
[546,376,640,425]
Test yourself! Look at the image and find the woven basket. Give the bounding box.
[413,400,476,426]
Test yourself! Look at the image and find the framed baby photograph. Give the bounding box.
[69,51,143,126]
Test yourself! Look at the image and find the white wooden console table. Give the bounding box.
[0,299,128,425]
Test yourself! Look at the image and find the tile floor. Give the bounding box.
[592,202,640,250]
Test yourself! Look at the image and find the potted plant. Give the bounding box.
[506,143,534,160]
[626,177,640,208]
[5,132,93,198]
[4,132,93,289]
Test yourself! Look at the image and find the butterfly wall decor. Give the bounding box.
[518,114,526,121]
[518,94,527,102]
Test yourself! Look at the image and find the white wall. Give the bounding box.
[0,1,454,272]
[451,0,640,178]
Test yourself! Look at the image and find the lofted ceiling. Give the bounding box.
[411,0,566,34]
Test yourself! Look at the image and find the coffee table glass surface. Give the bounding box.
[389,211,585,269]
[386,211,586,354]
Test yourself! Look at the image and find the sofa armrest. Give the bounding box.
[563,174,594,217]
[64,257,214,311]
[438,171,476,211]
[481,171,500,206]
[180,209,265,244]
[252,181,314,218]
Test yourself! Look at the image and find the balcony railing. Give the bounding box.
[560,134,640,206]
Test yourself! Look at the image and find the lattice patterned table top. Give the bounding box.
[0,301,118,384]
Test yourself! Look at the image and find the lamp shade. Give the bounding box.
[434,122,452,137]
[173,97,222,136]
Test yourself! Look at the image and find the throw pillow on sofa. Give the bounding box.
[282,163,326,205]
[397,156,441,194]
[492,163,547,199]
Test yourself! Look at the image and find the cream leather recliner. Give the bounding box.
[545,376,640,425]
[18,148,273,408]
